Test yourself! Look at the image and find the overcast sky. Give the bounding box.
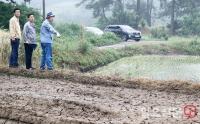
[1,0,96,26]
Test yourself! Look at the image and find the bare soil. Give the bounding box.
[0,74,200,124]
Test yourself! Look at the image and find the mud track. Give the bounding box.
[98,40,165,50]
[0,67,200,124]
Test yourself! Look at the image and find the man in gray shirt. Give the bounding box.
[23,13,37,70]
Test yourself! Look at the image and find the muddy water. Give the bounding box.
[0,75,199,124]
[94,55,200,82]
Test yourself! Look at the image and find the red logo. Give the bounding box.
[184,104,198,119]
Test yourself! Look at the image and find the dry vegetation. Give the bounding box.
[0,29,9,38]
[0,29,10,65]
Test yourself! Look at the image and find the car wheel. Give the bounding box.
[121,35,128,41]
[135,39,141,42]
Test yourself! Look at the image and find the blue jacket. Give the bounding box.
[40,19,58,43]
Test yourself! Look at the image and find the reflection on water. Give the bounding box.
[94,55,200,82]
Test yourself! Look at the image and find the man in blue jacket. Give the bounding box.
[40,12,60,70]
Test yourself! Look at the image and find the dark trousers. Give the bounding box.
[9,38,20,67]
[24,43,37,69]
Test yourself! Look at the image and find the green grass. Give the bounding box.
[94,55,200,81]
[142,34,165,41]
[56,23,120,47]
[60,38,200,72]
[86,32,121,46]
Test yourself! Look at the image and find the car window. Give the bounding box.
[108,26,121,30]
[108,27,115,29]
[121,25,135,32]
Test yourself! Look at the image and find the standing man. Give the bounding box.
[40,12,60,70]
[23,14,37,70]
[9,8,21,68]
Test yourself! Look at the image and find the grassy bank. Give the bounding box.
[52,38,200,71]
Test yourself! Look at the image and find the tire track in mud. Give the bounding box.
[0,118,28,124]
[0,95,116,124]
[0,75,200,124]
[97,40,165,50]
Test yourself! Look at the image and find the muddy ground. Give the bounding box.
[98,40,165,50]
[0,74,200,124]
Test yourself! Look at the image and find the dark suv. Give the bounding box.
[104,25,142,41]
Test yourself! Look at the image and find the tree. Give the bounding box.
[5,0,46,21]
[5,0,16,3]
[159,0,176,34]
[24,0,31,5]
[110,0,137,27]
[77,0,114,28]
[136,0,140,28]
[78,0,200,35]
[126,0,154,27]
[0,1,42,31]
[77,0,141,28]
[146,0,153,26]
[171,0,175,34]
[159,0,200,35]
[77,0,113,20]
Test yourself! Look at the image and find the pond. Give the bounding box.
[94,55,200,82]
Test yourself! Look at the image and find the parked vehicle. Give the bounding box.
[85,27,104,36]
[104,25,142,41]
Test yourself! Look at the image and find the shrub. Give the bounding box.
[56,23,82,39]
[56,23,121,47]
[87,32,121,46]
[151,27,169,40]
[140,19,146,28]
[186,40,200,55]
[179,15,200,36]
[78,41,93,54]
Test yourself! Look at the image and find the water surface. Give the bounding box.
[94,55,200,82]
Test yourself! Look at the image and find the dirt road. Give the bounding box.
[0,74,199,124]
[98,40,166,50]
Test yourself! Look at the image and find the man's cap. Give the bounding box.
[46,12,55,19]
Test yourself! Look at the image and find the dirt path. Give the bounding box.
[98,40,166,50]
[0,75,199,124]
